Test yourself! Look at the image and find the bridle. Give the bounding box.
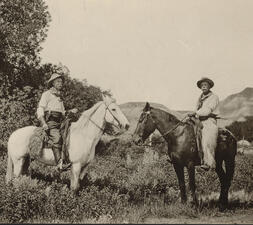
[135,110,188,147]
[88,101,122,133]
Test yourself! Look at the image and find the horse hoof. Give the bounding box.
[218,203,227,212]
[71,189,78,197]
[181,198,187,204]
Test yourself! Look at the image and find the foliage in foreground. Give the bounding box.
[0,139,253,223]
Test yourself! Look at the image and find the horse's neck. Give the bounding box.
[72,103,106,136]
[151,110,185,152]
[152,109,180,138]
[90,105,106,131]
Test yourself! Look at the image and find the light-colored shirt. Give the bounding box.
[37,88,65,118]
[195,91,219,117]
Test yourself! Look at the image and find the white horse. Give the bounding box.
[5,95,130,192]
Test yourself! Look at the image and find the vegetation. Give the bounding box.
[0,139,253,223]
[226,116,253,142]
[0,0,107,150]
[0,0,252,223]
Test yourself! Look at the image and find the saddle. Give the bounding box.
[185,116,234,165]
[29,112,78,163]
[60,113,77,163]
[185,117,204,164]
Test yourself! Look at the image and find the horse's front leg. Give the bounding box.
[70,162,81,193]
[173,163,187,203]
[187,162,198,205]
[79,164,89,181]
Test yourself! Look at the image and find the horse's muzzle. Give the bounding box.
[125,123,130,131]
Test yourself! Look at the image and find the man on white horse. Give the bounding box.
[188,77,219,171]
[37,73,78,171]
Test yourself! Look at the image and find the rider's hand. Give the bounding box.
[188,112,196,117]
[42,123,49,130]
[70,108,78,114]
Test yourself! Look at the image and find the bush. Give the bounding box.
[0,137,253,223]
[226,116,253,141]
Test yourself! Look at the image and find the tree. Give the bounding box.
[0,1,114,150]
[226,116,253,141]
[0,0,51,95]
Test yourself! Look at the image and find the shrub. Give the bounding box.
[0,138,253,223]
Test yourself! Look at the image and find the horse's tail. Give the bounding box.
[224,128,237,155]
[5,153,13,184]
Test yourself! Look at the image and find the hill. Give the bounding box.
[117,87,253,138]
[218,87,253,122]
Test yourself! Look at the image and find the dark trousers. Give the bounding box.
[45,112,63,164]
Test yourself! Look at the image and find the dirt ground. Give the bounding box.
[143,208,253,224]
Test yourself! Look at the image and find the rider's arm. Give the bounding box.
[188,99,200,117]
[38,116,47,127]
[37,92,48,126]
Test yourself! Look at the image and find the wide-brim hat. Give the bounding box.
[47,73,64,86]
[197,77,214,89]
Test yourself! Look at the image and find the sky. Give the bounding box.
[40,0,253,110]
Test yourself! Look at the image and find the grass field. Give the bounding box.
[0,138,253,223]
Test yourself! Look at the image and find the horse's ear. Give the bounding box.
[144,102,150,112]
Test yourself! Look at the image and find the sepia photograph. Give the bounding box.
[0,0,253,223]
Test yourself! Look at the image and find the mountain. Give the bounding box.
[218,87,253,121]
[116,87,253,139]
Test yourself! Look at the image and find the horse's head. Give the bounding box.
[133,102,156,145]
[102,94,130,131]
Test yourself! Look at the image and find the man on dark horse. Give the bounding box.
[188,77,219,171]
[36,73,78,171]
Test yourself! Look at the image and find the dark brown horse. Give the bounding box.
[133,102,237,211]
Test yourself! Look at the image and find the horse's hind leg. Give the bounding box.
[187,162,198,205]
[215,159,227,211]
[13,157,25,178]
[173,163,187,203]
[223,158,235,206]
[22,154,31,176]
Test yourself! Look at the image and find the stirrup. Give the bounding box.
[57,161,71,172]
[60,163,71,172]
[57,158,63,169]
[200,164,210,171]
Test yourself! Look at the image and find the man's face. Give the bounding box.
[200,81,210,94]
[53,78,63,91]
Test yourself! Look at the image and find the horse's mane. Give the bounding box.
[71,101,104,130]
[151,107,180,123]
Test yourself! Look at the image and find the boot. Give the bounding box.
[199,155,210,171]
[58,159,71,172]
[52,147,67,171]
[52,147,71,172]
[52,147,61,165]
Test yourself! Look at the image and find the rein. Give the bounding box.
[88,102,121,133]
[139,112,188,147]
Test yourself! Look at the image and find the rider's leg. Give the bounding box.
[50,127,71,170]
[195,125,203,165]
[201,119,218,169]
[49,128,62,166]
